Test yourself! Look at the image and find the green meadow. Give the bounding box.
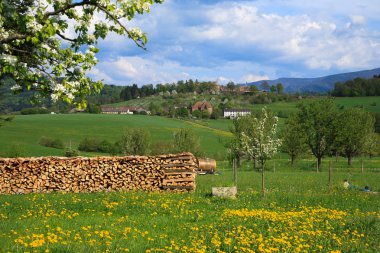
[0,97,379,252]
[0,167,379,252]
[0,114,232,158]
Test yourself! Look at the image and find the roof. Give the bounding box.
[192,101,212,110]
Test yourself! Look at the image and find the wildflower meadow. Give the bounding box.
[0,167,379,253]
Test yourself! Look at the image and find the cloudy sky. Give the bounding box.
[89,0,380,86]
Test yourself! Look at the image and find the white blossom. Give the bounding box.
[10,84,22,91]
[142,2,151,11]
[130,27,143,38]
[51,93,59,102]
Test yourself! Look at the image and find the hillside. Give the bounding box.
[246,68,380,93]
[0,114,232,158]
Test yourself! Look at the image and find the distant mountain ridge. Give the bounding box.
[244,68,380,93]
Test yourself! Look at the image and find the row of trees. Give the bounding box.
[229,99,377,172]
[227,100,377,196]
[331,76,380,97]
[119,80,219,101]
[282,99,377,169]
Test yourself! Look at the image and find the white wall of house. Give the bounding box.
[223,110,251,118]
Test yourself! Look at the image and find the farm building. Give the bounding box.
[192,101,213,114]
[223,109,251,118]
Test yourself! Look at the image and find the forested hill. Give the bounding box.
[246,68,380,93]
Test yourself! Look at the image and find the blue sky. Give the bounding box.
[89,0,380,86]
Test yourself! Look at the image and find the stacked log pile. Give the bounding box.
[0,153,197,194]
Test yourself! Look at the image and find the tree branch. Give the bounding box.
[56,31,77,43]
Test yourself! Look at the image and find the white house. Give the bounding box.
[223,109,251,118]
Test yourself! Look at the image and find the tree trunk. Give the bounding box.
[261,161,265,198]
[291,155,295,166]
[317,157,322,172]
[348,156,352,166]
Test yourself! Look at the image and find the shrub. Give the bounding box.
[172,128,200,156]
[78,137,101,152]
[64,148,80,157]
[119,129,150,155]
[192,110,202,118]
[98,140,112,153]
[39,136,64,149]
[20,107,49,115]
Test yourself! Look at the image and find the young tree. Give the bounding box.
[297,98,337,171]
[172,128,200,156]
[119,128,150,155]
[227,115,255,168]
[281,114,308,165]
[0,0,164,107]
[364,132,380,158]
[240,108,281,197]
[335,108,375,165]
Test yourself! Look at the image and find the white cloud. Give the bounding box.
[87,0,380,84]
[350,15,366,25]
[242,74,270,83]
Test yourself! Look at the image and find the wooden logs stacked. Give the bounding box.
[0,153,197,194]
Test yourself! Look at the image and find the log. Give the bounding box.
[0,153,198,194]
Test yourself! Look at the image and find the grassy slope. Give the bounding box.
[0,114,232,158]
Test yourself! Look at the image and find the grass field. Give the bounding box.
[0,107,379,252]
[0,167,379,253]
[0,114,232,158]
[107,95,380,115]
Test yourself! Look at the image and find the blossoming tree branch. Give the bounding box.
[0,0,163,107]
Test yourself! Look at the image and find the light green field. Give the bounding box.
[106,95,380,120]
[0,114,232,158]
[251,96,380,114]
[0,168,379,252]
[0,108,379,252]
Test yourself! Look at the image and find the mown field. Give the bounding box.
[0,114,232,158]
[0,167,379,253]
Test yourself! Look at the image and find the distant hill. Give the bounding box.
[245,68,380,93]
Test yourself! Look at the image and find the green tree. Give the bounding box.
[240,108,281,197]
[364,132,380,158]
[120,128,150,155]
[297,98,337,171]
[192,110,202,119]
[270,85,277,93]
[249,85,259,94]
[227,115,255,167]
[172,128,200,156]
[201,110,210,119]
[0,0,163,107]
[260,81,270,91]
[281,114,308,165]
[335,108,375,165]
[175,107,189,118]
[276,83,284,94]
[226,81,236,93]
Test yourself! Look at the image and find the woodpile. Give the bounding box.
[0,153,197,194]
